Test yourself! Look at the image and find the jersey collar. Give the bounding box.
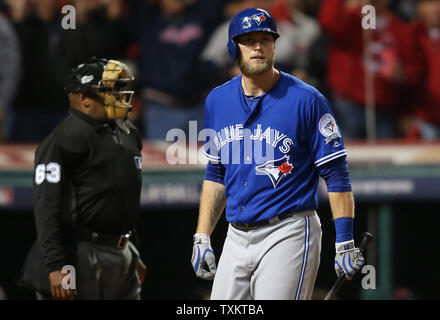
[69,108,106,130]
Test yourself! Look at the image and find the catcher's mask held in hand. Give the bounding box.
[99,60,135,120]
[65,57,135,120]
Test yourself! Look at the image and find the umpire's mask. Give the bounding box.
[99,60,135,120]
[65,57,135,120]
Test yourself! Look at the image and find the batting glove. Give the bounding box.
[191,233,217,280]
[334,240,365,280]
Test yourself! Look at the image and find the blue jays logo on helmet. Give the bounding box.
[255,155,293,188]
[227,8,280,61]
[243,13,266,27]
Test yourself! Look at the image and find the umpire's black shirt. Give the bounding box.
[33,108,143,272]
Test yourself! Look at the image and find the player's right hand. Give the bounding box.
[191,233,217,280]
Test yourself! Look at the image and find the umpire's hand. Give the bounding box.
[137,259,147,284]
[49,270,77,300]
[191,233,217,280]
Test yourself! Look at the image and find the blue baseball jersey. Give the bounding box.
[203,71,347,224]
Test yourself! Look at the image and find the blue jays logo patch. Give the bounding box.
[242,12,267,29]
[250,13,267,25]
[319,113,341,144]
[255,155,293,188]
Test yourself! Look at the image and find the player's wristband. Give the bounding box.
[335,240,355,253]
[334,217,353,243]
[193,233,211,244]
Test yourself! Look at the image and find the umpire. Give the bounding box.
[18,57,146,300]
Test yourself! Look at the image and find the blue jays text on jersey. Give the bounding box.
[203,72,347,224]
[208,123,294,155]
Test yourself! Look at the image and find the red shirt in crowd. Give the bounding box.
[412,23,440,124]
[319,0,417,110]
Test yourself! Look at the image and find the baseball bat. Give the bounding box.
[324,232,374,300]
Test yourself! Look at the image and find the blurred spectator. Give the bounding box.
[129,0,229,140]
[3,0,132,142]
[390,0,418,21]
[319,0,418,140]
[410,0,440,140]
[392,286,417,300]
[295,0,321,18]
[59,0,132,73]
[201,0,321,83]
[0,4,21,142]
[305,35,332,101]
[3,0,68,142]
[270,0,321,81]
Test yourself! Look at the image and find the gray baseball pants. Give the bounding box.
[210,210,322,300]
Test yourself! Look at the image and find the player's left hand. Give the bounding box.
[191,233,217,280]
[334,240,365,280]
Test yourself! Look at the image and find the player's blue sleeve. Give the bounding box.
[202,93,221,162]
[306,95,347,167]
[204,161,226,185]
[318,156,352,192]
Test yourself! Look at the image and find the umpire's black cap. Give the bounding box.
[65,57,108,93]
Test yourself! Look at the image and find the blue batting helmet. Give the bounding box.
[227,8,280,61]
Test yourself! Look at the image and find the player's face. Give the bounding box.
[236,31,276,76]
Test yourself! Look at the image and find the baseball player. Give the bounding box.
[191,8,365,300]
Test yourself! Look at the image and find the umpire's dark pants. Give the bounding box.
[76,240,141,299]
[36,241,141,300]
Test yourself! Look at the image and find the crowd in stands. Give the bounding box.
[0,0,439,142]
